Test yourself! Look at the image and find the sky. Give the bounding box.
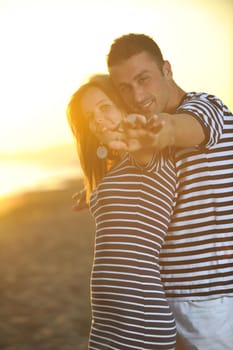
[0,0,233,154]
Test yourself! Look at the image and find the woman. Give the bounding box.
[67,74,177,350]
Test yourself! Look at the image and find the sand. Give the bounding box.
[0,179,94,350]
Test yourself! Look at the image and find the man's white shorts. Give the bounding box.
[168,296,233,350]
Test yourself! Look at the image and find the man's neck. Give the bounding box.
[166,83,186,114]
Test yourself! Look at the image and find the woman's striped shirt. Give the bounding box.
[89,151,177,350]
[160,92,233,299]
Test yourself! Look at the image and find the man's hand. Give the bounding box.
[108,112,205,152]
[108,114,170,152]
[72,188,88,211]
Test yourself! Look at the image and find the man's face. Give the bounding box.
[109,51,173,116]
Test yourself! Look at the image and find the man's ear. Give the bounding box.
[163,60,173,79]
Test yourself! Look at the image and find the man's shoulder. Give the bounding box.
[182,91,221,102]
[180,91,224,108]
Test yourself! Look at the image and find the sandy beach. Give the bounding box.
[0,179,94,350]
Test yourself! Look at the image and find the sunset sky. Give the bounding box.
[0,0,233,154]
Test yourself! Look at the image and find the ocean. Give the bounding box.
[0,159,82,198]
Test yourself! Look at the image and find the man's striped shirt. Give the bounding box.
[160,92,233,299]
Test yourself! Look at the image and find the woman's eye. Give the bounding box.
[100,104,112,112]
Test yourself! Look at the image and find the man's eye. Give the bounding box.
[139,76,149,84]
[119,85,131,94]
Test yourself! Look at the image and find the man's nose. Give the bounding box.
[132,86,145,104]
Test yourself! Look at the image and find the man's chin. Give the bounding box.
[133,108,150,116]
[140,109,155,118]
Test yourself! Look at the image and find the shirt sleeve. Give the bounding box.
[177,93,225,149]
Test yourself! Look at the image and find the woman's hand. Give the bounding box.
[72,188,88,211]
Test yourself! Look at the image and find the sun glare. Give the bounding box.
[0,0,232,153]
[0,0,232,197]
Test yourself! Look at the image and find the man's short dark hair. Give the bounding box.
[107,33,164,70]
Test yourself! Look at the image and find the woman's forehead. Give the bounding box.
[81,87,110,112]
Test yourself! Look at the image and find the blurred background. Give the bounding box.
[0,0,232,349]
[1,0,233,199]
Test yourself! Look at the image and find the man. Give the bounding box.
[105,33,233,350]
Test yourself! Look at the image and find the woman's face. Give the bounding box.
[81,86,124,143]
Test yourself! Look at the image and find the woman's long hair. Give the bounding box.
[66,74,123,203]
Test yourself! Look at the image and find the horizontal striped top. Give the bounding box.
[160,92,233,299]
[89,151,177,350]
